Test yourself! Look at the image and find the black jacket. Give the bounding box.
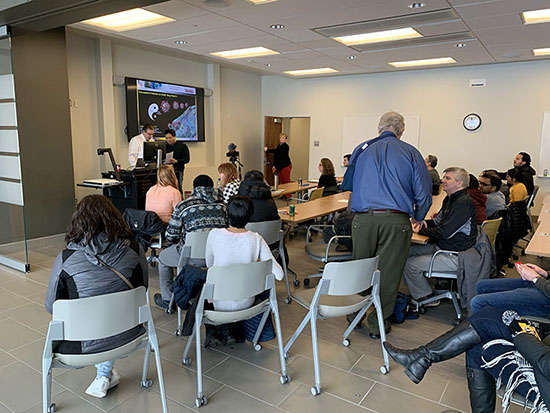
[238,179,279,222]
[420,189,477,251]
[123,209,167,251]
[266,142,291,170]
[514,333,550,409]
[166,141,190,173]
[516,164,536,195]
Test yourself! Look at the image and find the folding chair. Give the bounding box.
[42,287,167,413]
[171,228,212,332]
[283,256,390,396]
[481,218,502,246]
[181,260,290,408]
[246,220,297,303]
[147,231,163,267]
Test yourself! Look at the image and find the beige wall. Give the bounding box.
[287,118,310,181]
[262,60,550,213]
[66,30,262,198]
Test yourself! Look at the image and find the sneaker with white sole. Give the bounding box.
[85,370,121,398]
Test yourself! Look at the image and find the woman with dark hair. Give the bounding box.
[507,168,529,204]
[467,174,487,225]
[237,170,279,222]
[45,195,148,399]
[317,158,337,190]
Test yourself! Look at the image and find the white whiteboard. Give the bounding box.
[538,112,550,177]
[342,114,421,158]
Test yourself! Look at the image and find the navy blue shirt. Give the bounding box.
[349,131,432,221]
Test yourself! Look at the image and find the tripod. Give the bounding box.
[230,157,244,181]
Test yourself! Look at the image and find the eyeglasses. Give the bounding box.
[479,182,491,187]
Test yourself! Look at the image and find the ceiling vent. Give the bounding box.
[352,31,476,52]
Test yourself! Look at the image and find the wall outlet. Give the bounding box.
[313,140,320,147]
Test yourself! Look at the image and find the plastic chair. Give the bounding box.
[181,260,290,408]
[246,220,298,303]
[481,218,502,246]
[283,257,390,396]
[42,287,168,413]
[171,228,212,333]
[309,187,324,201]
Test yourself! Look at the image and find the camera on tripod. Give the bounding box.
[226,143,243,180]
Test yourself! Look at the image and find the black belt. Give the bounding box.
[357,209,408,216]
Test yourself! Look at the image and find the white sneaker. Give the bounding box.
[85,370,120,398]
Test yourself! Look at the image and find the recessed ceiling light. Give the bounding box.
[210,47,279,59]
[347,55,357,60]
[389,56,456,68]
[174,40,187,45]
[533,47,550,56]
[246,0,277,4]
[270,24,285,29]
[82,8,175,32]
[284,68,339,76]
[333,27,422,46]
[408,2,425,9]
[455,43,466,48]
[522,9,550,25]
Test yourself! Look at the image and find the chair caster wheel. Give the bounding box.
[303,278,310,287]
[141,379,153,388]
[48,403,56,413]
[254,344,262,351]
[380,365,389,374]
[285,297,292,304]
[293,280,300,287]
[311,386,321,396]
[418,307,426,315]
[166,307,174,314]
[453,318,461,326]
[342,338,350,347]
[280,374,290,384]
[182,357,192,366]
[283,352,289,359]
[195,396,207,408]
[175,329,181,336]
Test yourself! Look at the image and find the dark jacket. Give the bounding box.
[45,235,148,354]
[516,164,536,195]
[420,189,477,251]
[318,174,337,189]
[467,188,487,225]
[123,209,167,252]
[166,141,190,173]
[238,178,279,222]
[266,142,291,170]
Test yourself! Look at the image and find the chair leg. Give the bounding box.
[42,358,52,413]
[141,341,152,385]
[309,309,322,395]
[252,309,271,348]
[343,303,370,339]
[272,306,289,381]
[283,312,311,356]
[182,328,195,363]
[176,307,183,336]
[373,294,390,374]
[195,318,205,404]
[450,292,462,322]
[150,335,169,413]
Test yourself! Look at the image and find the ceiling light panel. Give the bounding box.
[210,46,279,59]
[82,8,175,32]
[522,9,550,25]
[389,56,456,68]
[284,68,339,76]
[245,0,278,4]
[333,27,422,46]
[533,48,550,56]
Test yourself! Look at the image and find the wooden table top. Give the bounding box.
[526,220,550,257]
[271,181,317,197]
[279,192,350,223]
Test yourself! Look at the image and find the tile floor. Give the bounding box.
[0,234,533,413]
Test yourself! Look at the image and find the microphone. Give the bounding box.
[502,310,521,326]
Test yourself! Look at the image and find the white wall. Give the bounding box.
[66,30,262,198]
[262,60,550,212]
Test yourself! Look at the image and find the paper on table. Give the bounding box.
[165,152,174,162]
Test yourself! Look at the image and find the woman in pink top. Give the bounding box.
[145,165,182,222]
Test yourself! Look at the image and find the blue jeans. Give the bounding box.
[470,278,550,316]
[96,360,114,378]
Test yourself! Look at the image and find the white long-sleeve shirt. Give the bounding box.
[128,133,152,167]
[205,228,284,311]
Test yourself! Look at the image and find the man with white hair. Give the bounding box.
[403,167,477,304]
[348,111,432,339]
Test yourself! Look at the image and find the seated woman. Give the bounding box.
[317,158,338,195]
[384,306,550,412]
[471,263,550,317]
[204,195,284,345]
[467,174,487,225]
[45,195,148,399]
[218,162,241,204]
[507,168,529,204]
[145,164,182,222]
[237,170,279,222]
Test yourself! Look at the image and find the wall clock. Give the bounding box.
[463,113,482,131]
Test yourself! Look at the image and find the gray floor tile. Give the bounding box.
[286,355,375,403]
[0,402,11,413]
[54,365,143,411]
[22,390,105,413]
[0,278,47,297]
[279,383,371,413]
[205,357,298,405]
[360,382,453,413]
[0,349,16,369]
[216,339,293,373]
[24,266,54,286]
[3,302,51,329]
[0,361,63,412]
[0,287,30,311]
[26,291,47,306]
[0,268,22,285]
[9,338,65,377]
[0,318,43,351]
[107,388,194,412]
[350,350,448,402]
[199,385,284,413]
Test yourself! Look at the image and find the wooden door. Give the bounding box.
[264,116,282,185]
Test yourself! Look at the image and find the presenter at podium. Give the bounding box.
[128,124,155,168]
[164,128,190,188]
[264,132,292,184]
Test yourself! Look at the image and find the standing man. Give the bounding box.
[425,154,440,195]
[513,152,536,195]
[350,112,432,338]
[264,133,292,184]
[164,128,190,189]
[128,124,155,168]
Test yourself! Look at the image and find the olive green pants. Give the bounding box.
[351,212,412,335]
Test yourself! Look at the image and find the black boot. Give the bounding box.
[383,321,481,384]
[467,367,496,413]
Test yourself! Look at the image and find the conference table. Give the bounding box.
[526,192,550,257]
[271,181,318,202]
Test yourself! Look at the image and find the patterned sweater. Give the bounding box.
[222,179,241,204]
[165,186,228,251]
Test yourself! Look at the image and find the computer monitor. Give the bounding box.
[143,141,167,164]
